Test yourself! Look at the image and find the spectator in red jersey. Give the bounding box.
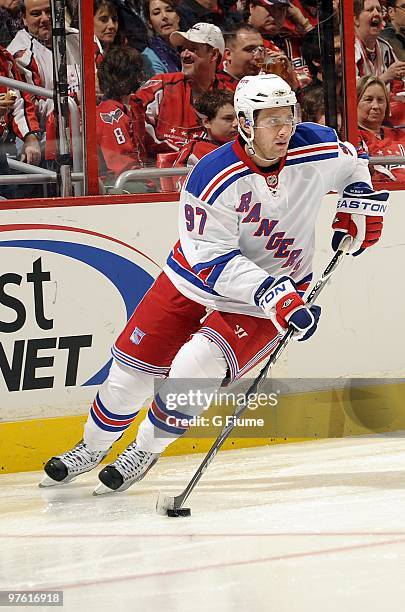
[136,22,225,157]
[96,47,147,187]
[284,0,316,37]
[9,0,82,128]
[174,89,237,170]
[141,0,183,74]
[0,46,40,162]
[0,44,41,197]
[357,75,405,182]
[281,0,317,87]
[216,23,264,92]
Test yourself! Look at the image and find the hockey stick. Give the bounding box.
[156,235,352,516]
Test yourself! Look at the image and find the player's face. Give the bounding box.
[204,103,238,143]
[148,0,180,40]
[251,107,294,161]
[358,82,387,130]
[94,5,119,47]
[248,2,287,36]
[355,0,383,40]
[23,0,51,41]
[180,42,217,80]
[224,30,264,78]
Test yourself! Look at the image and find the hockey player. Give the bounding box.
[41,74,388,495]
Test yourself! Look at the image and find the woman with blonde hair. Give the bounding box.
[357,74,405,182]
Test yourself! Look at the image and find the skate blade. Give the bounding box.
[93,479,136,495]
[92,481,115,496]
[156,492,175,515]
[39,474,67,488]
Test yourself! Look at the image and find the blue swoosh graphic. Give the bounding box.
[0,240,154,386]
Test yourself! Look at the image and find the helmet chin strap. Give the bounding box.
[246,132,279,166]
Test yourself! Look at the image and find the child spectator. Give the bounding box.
[300,83,342,132]
[357,74,405,182]
[174,89,237,168]
[97,47,147,184]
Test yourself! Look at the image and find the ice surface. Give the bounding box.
[1,436,405,612]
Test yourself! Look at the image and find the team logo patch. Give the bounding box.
[266,174,278,188]
[130,327,146,345]
[100,108,123,124]
[282,298,294,309]
[339,142,355,157]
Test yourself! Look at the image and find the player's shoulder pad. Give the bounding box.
[290,122,338,148]
[286,123,340,166]
[185,142,252,203]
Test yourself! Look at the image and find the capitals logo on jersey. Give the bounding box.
[100,108,124,125]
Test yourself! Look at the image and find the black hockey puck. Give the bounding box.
[167,507,191,517]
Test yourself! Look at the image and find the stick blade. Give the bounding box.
[156,492,175,515]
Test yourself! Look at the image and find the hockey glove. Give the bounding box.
[332,182,389,256]
[255,276,321,341]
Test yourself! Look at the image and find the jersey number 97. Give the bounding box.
[184,204,207,235]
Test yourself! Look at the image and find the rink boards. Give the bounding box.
[0,192,404,473]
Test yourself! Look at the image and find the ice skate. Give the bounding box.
[93,442,160,495]
[40,441,110,487]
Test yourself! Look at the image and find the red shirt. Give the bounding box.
[360,126,405,182]
[135,72,215,156]
[0,46,39,140]
[173,137,220,190]
[216,68,239,93]
[96,98,146,179]
[174,138,219,167]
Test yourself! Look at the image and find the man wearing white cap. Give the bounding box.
[135,22,226,156]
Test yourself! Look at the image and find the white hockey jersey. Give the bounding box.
[7,28,81,124]
[164,122,372,318]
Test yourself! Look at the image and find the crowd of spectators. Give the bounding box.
[0,0,403,198]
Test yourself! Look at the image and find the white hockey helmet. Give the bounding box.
[234,74,297,154]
